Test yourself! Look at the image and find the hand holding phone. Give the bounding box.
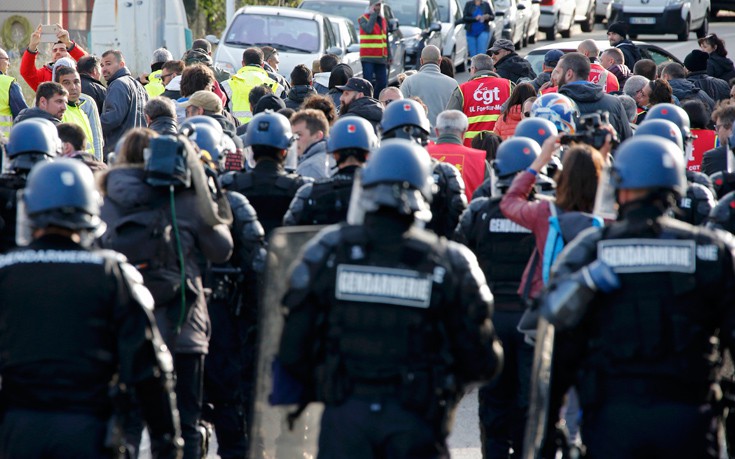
[40,24,60,43]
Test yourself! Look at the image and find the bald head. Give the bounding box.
[577,39,599,59]
[420,45,442,66]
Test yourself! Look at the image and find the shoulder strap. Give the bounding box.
[521,248,539,306]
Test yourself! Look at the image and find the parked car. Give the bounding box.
[327,15,363,77]
[212,6,348,79]
[575,0,596,32]
[524,39,683,75]
[494,0,527,49]
[595,0,612,22]
[538,0,576,41]
[388,0,444,69]
[518,0,541,46]
[435,0,470,70]
[609,0,709,40]
[298,0,406,83]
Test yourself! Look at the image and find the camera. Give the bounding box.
[559,112,616,150]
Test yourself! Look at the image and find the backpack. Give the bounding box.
[542,203,603,285]
[101,192,195,330]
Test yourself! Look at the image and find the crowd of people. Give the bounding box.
[3,11,735,459]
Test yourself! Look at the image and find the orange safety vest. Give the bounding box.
[359,15,388,59]
[688,128,719,172]
[459,76,512,146]
[588,63,619,93]
[427,141,487,200]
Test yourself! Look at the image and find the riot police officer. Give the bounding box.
[278,139,503,458]
[0,159,182,458]
[538,135,735,458]
[454,137,540,459]
[283,116,377,226]
[379,98,467,238]
[221,111,313,237]
[635,118,716,225]
[190,121,267,459]
[0,118,60,253]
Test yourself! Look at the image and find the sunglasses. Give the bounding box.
[383,99,397,105]
[489,50,500,56]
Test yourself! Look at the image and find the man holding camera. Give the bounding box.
[21,24,87,92]
[555,52,632,142]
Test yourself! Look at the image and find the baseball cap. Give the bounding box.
[488,39,515,54]
[544,49,564,67]
[336,77,374,97]
[182,90,223,113]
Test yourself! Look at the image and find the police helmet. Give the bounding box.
[359,139,434,216]
[612,135,686,195]
[379,99,431,142]
[190,124,233,169]
[635,119,684,151]
[530,93,579,134]
[493,137,541,181]
[180,115,223,136]
[645,103,692,143]
[22,158,102,231]
[7,118,62,158]
[243,111,293,150]
[707,190,735,234]
[327,116,378,154]
[514,118,559,147]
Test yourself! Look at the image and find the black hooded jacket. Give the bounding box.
[14,107,61,125]
[328,64,354,109]
[559,81,633,141]
[340,96,384,133]
[285,85,318,110]
[494,52,536,83]
[615,39,641,68]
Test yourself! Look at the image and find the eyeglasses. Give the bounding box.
[715,123,732,129]
[382,99,397,105]
[489,51,499,56]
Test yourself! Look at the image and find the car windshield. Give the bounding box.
[389,0,420,27]
[225,14,320,53]
[300,1,366,26]
[435,0,451,22]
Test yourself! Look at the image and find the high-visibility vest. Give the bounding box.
[589,63,619,93]
[145,69,165,98]
[61,101,95,154]
[229,66,278,124]
[689,128,719,172]
[359,14,388,59]
[427,141,487,200]
[459,76,512,146]
[0,75,14,138]
[635,106,647,124]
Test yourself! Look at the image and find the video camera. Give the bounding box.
[560,111,617,151]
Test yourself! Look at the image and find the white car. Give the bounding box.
[538,0,576,41]
[518,0,541,46]
[609,0,709,40]
[574,0,596,32]
[495,0,527,48]
[327,15,363,77]
[595,0,613,22]
[213,6,347,79]
[436,0,470,70]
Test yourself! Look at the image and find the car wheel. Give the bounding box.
[529,27,537,44]
[522,24,529,47]
[581,2,595,32]
[560,11,574,38]
[696,14,709,38]
[677,15,690,40]
[545,17,558,40]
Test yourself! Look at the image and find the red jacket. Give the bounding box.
[500,171,551,299]
[20,42,87,91]
[492,104,522,140]
[689,128,718,172]
[427,137,487,200]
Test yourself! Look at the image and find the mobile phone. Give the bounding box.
[40,24,60,43]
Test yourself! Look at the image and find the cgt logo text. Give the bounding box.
[473,83,501,105]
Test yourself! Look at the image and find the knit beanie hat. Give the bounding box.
[683,49,709,72]
[607,22,628,37]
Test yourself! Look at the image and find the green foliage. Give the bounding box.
[197,0,301,36]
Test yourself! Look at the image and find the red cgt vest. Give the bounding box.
[459,76,512,146]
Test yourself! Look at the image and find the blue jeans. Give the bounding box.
[362,61,388,97]
[467,31,490,57]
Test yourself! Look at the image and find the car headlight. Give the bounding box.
[665,0,683,5]
[215,61,236,75]
[404,35,420,51]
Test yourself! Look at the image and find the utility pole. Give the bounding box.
[227,0,235,23]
